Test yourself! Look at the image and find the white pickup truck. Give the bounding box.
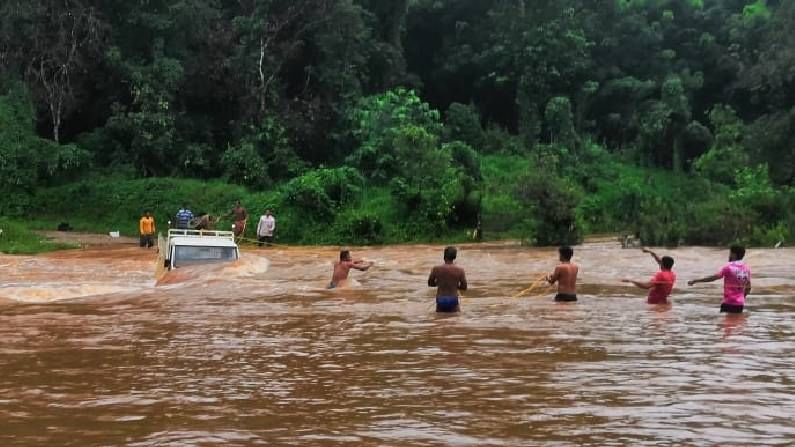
[158,229,240,271]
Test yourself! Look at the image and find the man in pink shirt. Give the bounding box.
[622,248,676,304]
[688,245,752,313]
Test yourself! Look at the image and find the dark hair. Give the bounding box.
[661,256,674,270]
[444,246,457,261]
[730,245,746,260]
[340,250,350,261]
[559,245,574,261]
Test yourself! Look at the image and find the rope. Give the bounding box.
[512,274,551,298]
[235,236,291,248]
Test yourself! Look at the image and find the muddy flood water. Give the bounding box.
[1,242,794,446]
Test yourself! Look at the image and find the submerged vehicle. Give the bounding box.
[157,229,240,273]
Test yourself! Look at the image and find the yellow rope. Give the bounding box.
[235,236,291,248]
[512,274,550,298]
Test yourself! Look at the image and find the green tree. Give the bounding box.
[0,83,88,215]
[345,88,442,180]
[694,105,748,185]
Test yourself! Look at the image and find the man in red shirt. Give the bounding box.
[622,248,676,304]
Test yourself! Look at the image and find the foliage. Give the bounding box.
[516,172,583,246]
[345,88,442,180]
[0,83,89,216]
[694,105,748,185]
[443,103,484,149]
[2,0,795,248]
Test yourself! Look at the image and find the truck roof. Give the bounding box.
[170,236,238,248]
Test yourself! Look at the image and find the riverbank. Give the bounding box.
[0,218,78,254]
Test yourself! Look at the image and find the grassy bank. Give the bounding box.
[0,218,77,254]
[26,175,479,246]
[14,150,795,251]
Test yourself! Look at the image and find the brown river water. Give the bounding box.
[1,242,794,446]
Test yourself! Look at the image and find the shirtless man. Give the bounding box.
[546,245,579,302]
[428,246,468,312]
[229,200,248,238]
[328,249,373,289]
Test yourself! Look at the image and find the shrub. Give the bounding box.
[333,210,385,245]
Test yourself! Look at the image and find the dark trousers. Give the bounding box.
[140,234,154,248]
[258,235,273,247]
[720,303,744,314]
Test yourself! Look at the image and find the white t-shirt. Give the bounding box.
[257,215,276,237]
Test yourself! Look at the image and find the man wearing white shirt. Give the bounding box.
[257,209,276,247]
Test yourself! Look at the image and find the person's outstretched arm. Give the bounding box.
[642,247,662,266]
[352,260,373,271]
[688,274,721,286]
[621,279,653,290]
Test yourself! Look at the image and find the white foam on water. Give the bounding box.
[0,283,144,303]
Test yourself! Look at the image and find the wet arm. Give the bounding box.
[428,269,437,287]
[642,248,662,266]
[352,260,373,271]
[745,280,752,297]
[688,274,721,285]
[628,280,654,290]
[458,272,468,292]
[547,267,560,284]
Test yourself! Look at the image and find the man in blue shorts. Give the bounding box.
[428,246,468,312]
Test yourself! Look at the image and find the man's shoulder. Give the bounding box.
[450,264,466,274]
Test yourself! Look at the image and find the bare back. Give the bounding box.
[331,259,371,286]
[550,263,578,294]
[332,260,355,284]
[428,263,467,297]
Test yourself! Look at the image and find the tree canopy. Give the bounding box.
[1,0,794,245]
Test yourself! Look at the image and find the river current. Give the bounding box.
[1,242,794,446]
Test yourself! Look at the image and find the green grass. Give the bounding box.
[0,218,78,254]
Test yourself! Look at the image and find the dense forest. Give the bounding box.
[1,0,794,248]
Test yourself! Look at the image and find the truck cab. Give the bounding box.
[159,229,240,270]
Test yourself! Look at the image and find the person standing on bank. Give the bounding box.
[428,246,468,313]
[175,204,194,230]
[139,211,156,248]
[228,200,248,240]
[688,245,752,314]
[257,209,276,247]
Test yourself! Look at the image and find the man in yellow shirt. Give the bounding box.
[139,211,156,248]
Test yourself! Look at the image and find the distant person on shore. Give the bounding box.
[688,245,751,314]
[228,200,248,239]
[621,248,676,304]
[328,249,373,289]
[175,205,194,230]
[546,245,578,302]
[428,246,468,313]
[192,212,217,231]
[139,211,156,248]
[257,209,276,247]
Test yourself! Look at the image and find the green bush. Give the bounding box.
[333,210,385,245]
[281,167,363,221]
